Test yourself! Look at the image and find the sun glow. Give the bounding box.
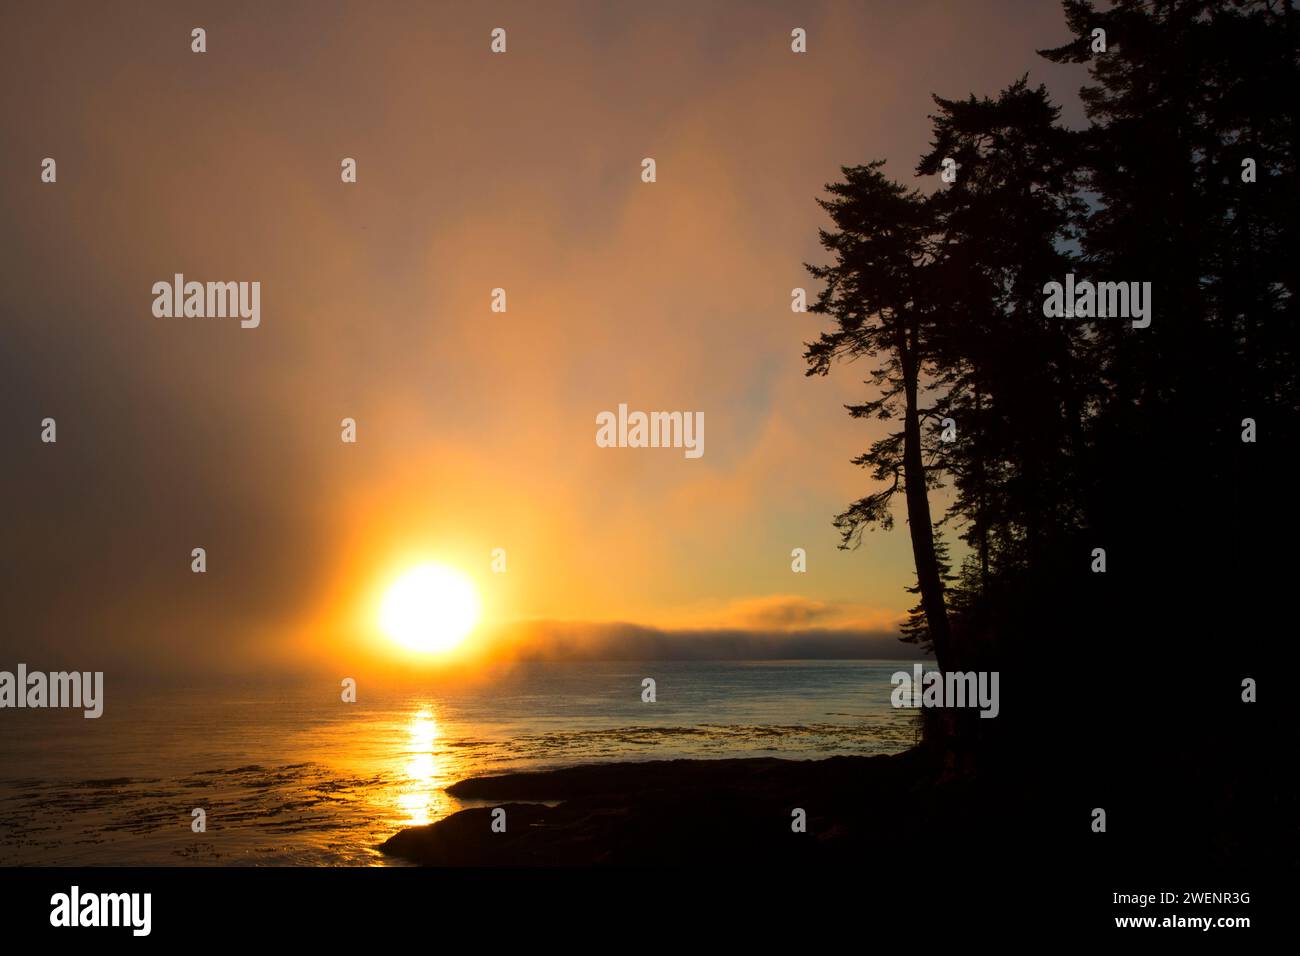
[379,564,481,653]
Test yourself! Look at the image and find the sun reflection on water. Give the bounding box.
[397,707,443,826]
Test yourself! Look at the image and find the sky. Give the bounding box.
[0,1,1088,678]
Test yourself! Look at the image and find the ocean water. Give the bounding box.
[0,660,921,866]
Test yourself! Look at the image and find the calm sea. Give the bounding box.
[0,660,921,866]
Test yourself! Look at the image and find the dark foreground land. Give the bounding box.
[380,736,1291,877]
[376,747,1089,869]
[380,750,963,866]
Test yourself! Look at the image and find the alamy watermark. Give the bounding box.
[1042,273,1151,328]
[0,665,103,718]
[891,663,999,719]
[595,404,704,459]
[50,886,150,936]
[151,274,260,329]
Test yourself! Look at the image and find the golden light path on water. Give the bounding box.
[398,708,442,827]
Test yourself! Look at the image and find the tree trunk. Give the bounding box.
[975,385,989,598]
[900,348,955,673]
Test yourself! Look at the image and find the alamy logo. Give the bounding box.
[890,664,1000,719]
[596,404,704,459]
[1042,273,1151,328]
[0,665,103,718]
[151,274,261,328]
[50,886,151,936]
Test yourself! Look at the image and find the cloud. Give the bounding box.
[474,618,925,662]
[681,595,904,632]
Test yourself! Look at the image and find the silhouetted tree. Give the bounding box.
[1039,0,1299,698]
[805,0,1297,773]
[803,163,956,672]
[918,78,1088,668]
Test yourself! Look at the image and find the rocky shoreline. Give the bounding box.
[378,748,997,865]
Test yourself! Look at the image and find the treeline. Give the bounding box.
[803,0,1297,763]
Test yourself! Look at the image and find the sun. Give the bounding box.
[379,563,481,654]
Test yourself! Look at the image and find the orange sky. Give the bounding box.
[0,1,1086,676]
